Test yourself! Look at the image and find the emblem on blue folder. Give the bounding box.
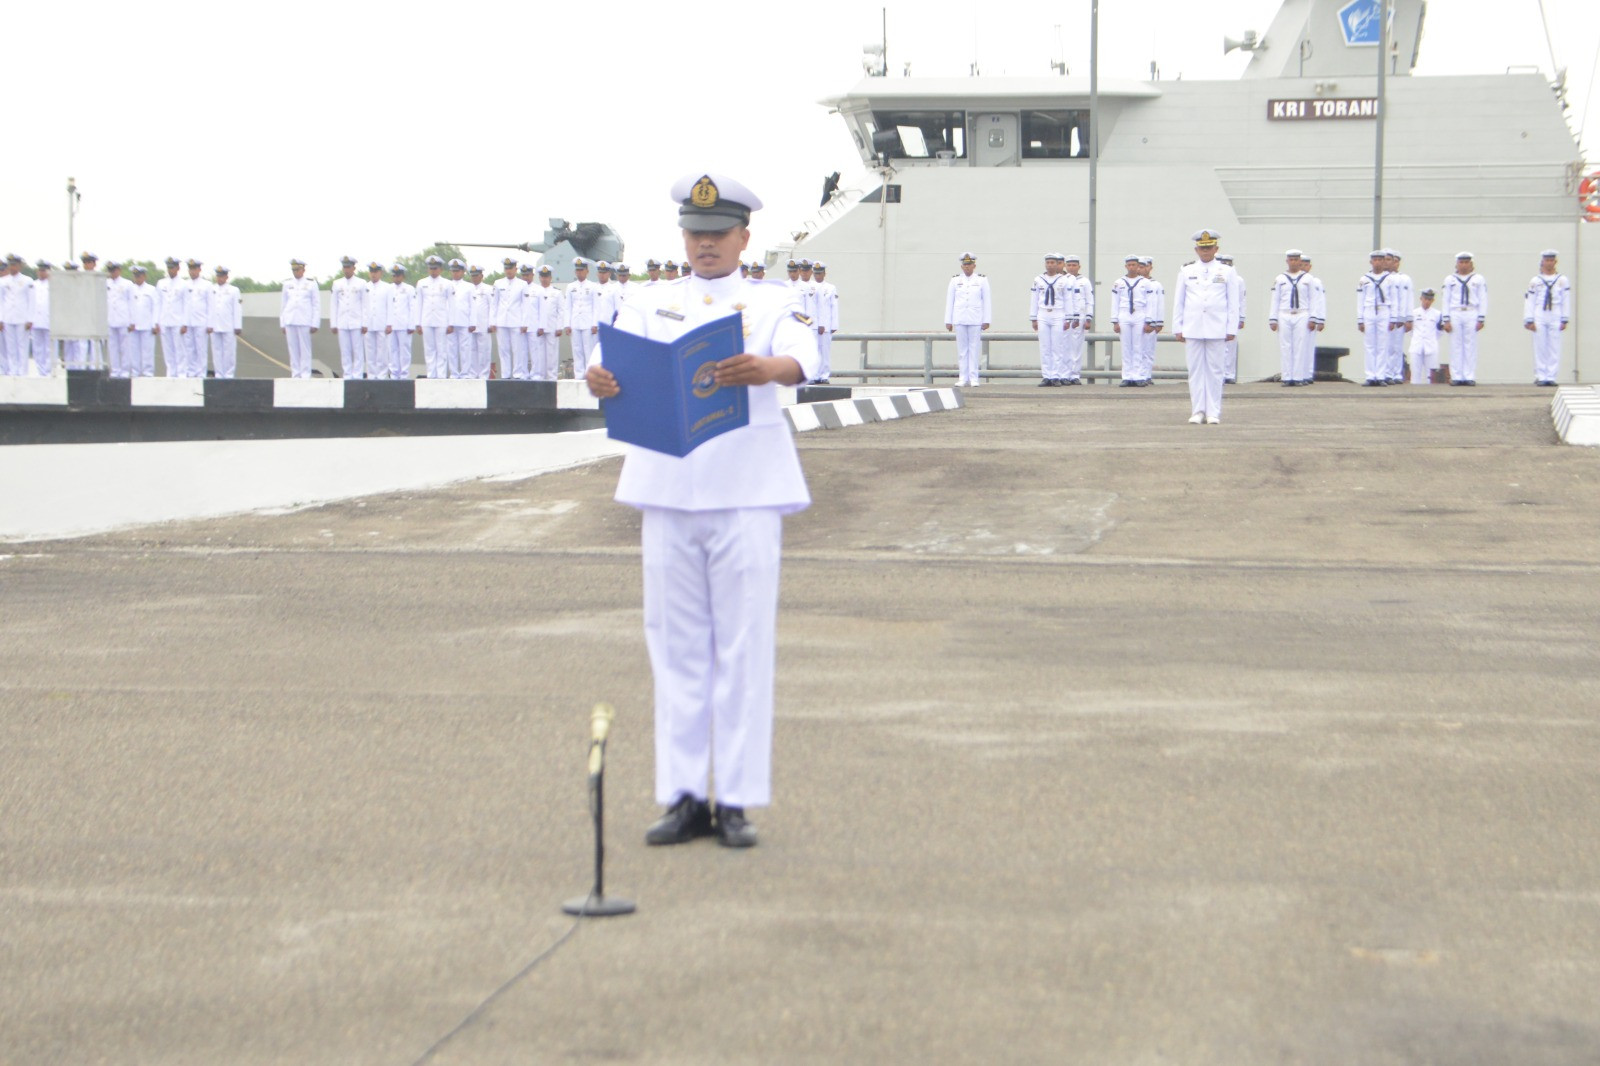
[691,362,720,398]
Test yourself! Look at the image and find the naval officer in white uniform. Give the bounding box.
[585,172,820,850]
[1172,229,1240,424]
[1524,250,1569,386]
[330,256,369,380]
[1441,252,1488,385]
[279,258,320,378]
[945,253,991,387]
[1030,252,1070,386]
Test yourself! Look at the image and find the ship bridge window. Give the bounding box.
[1022,109,1090,159]
[867,111,966,159]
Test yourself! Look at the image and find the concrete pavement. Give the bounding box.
[2,382,1598,1064]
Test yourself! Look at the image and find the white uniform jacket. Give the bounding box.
[1355,270,1395,319]
[279,276,320,328]
[470,282,494,331]
[414,274,453,328]
[126,283,160,331]
[0,274,30,323]
[1063,274,1094,320]
[364,280,391,331]
[330,275,369,330]
[945,273,991,326]
[156,274,188,328]
[448,279,475,328]
[527,283,565,333]
[491,276,526,328]
[597,273,820,514]
[1440,272,1488,327]
[565,279,603,330]
[105,276,135,329]
[184,279,214,330]
[210,283,243,331]
[1171,260,1239,339]
[26,278,49,329]
[385,282,416,331]
[1524,273,1570,323]
[1268,271,1324,325]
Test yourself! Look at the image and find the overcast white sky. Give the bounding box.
[6,0,1596,281]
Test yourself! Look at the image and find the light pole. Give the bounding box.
[67,177,81,261]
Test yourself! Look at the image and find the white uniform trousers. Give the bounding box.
[1277,313,1314,382]
[30,328,54,376]
[388,331,412,379]
[443,330,463,379]
[1447,319,1480,383]
[1035,312,1066,380]
[1359,312,1390,382]
[1186,338,1226,421]
[1386,322,1407,381]
[1223,337,1239,381]
[211,331,238,378]
[1530,313,1564,382]
[571,327,599,378]
[336,329,363,379]
[532,332,558,380]
[953,324,982,385]
[60,339,81,369]
[83,339,103,371]
[362,332,384,379]
[106,329,129,378]
[1409,336,1436,385]
[420,325,447,378]
[284,325,313,378]
[1140,326,1160,381]
[1062,319,1086,382]
[464,331,491,379]
[0,324,25,375]
[502,330,527,380]
[815,331,833,381]
[187,330,209,378]
[1116,317,1145,382]
[642,506,782,809]
[493,329,514,379]
[127,330,156,377]
[157,331,182,376]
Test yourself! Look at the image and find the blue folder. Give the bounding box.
[598,313,750,457]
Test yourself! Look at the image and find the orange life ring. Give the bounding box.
[1587,200,1600,222]
[1582,174,1599,198]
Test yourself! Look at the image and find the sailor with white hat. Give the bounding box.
[1269,250,1321,386]
[362,261,390,379]
[279,258,320,378]
[209,265,243,379]
[1030,253,1071,386]
[384,263,416,380]
[330,255,370,380]
[1356,249,1394,386]
[1524,249,1569,385]
[1215,252,1244,384]
[1441,251,1488,385]
[1058,254,1092,384]
[1172,229,1239,423]
[1383,250,1413,384]
[564,255,603,377]
[945,252,991,387]
[583,171,819,850]
[810,261,837,383]
[1137,257,1165,385]
[1111,254,1155,387]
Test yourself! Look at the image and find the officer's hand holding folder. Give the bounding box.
[597,313,751,457]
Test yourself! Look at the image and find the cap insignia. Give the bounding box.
[691,176,719,209]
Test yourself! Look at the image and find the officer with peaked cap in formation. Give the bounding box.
[585,172,820,850]
[644,258,662,285]
[811,262,837,383]
[280,258,320,378]
[1441,251,1488,385]
[528,264,564,380]
[1268,250,1324,386]
[24,261,55,377]
[59,261,85,369]
[385,264,417,379]
[507,263,536,379]
[614,263,634,310]
[466,265,495,379]
[1031,252,1071,386]
[1408,287,1441,386]
[1216,253,1244,383]
[78,253,103,370]
[183,259,214,378]
[445,259,474,379]
[1524,249,1569,386]
[594,261,622,327]
[1172,228,1239,424]
[414,254,453,378]
[945,252,991,387]
[209,266,243,378]
[124,266,159,377]
[154,256,188,376]
[749,261,766,281]
[664,260,680,281]
[0,254,31,375]
[1355,249,1394,386]
[104,261,135,378]
[363,261,389,379]
[565,256,603,377]
[489,257,522,379]
[330,255,369,379]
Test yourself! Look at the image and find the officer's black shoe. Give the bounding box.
[645,794,713,845]
[1038,379,1052,387]
[1463,380,1476,386]
[1118,380,1134,388]
[714,804,758,848]
[1224,377,1236,384]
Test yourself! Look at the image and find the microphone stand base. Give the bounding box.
[562,894,637,918]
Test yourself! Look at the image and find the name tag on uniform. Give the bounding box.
[656,308,685,320]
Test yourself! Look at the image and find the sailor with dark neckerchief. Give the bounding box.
[585,172,819,850]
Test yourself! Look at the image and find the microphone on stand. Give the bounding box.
[563,703,635,918]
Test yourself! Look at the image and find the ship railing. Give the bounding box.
[788,176,882,248]
[828,331,1187,385]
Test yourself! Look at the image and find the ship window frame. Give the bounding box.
[1021,108,1090,160]
[867,110,967,160]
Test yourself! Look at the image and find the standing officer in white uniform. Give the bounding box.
[529,264,564,380]
[385,264,416,379]
[585,172,820,850]
[78,253,104,370]
[362,261,388,379]
[182,259,213,378]
[595,262,623,326]
[1030,253,1071,387]
[488,257,521,379]
[155,257,188,377]
[1524,250,1569,386]
[104,262,135,378]
[564,257,602,376]
[414,254,453,378]
[1172,229,1239,424]
[280,258,320,378]
[209,266,243,378]
[1060,254,1092,385]
[330,255,368,380]
[0,255,31,375]
[1384,251,1413,384]
[467,266,494,379]
[24,261,54,376]
[945,253,991,387]
[1441,252,1488,385]
[1268,250,1322,386]
[811,261,838,383]
[444,259,474,379]
[125,266,159,377]
[1217,253,1244,383]
[1409,288,1441,386]
[1111,255,1153,386]
[1355,250,1394,386]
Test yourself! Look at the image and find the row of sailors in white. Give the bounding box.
[0,254,246,379]
[1111,256,1164,387]
[1030,254,1096,386]
[779,258,840,383]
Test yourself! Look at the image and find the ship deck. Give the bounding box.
[4,383,1599,1063]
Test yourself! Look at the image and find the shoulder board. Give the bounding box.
[1183,260,1196,267]
[792,311,814,326]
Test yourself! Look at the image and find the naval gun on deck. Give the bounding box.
[446,219,624,283]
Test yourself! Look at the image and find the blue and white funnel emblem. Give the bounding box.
[1339,0,1383,46]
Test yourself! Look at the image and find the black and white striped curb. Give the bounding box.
[783,387,963,432]
[0,374,599,411]
[1552,385,1600,447]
